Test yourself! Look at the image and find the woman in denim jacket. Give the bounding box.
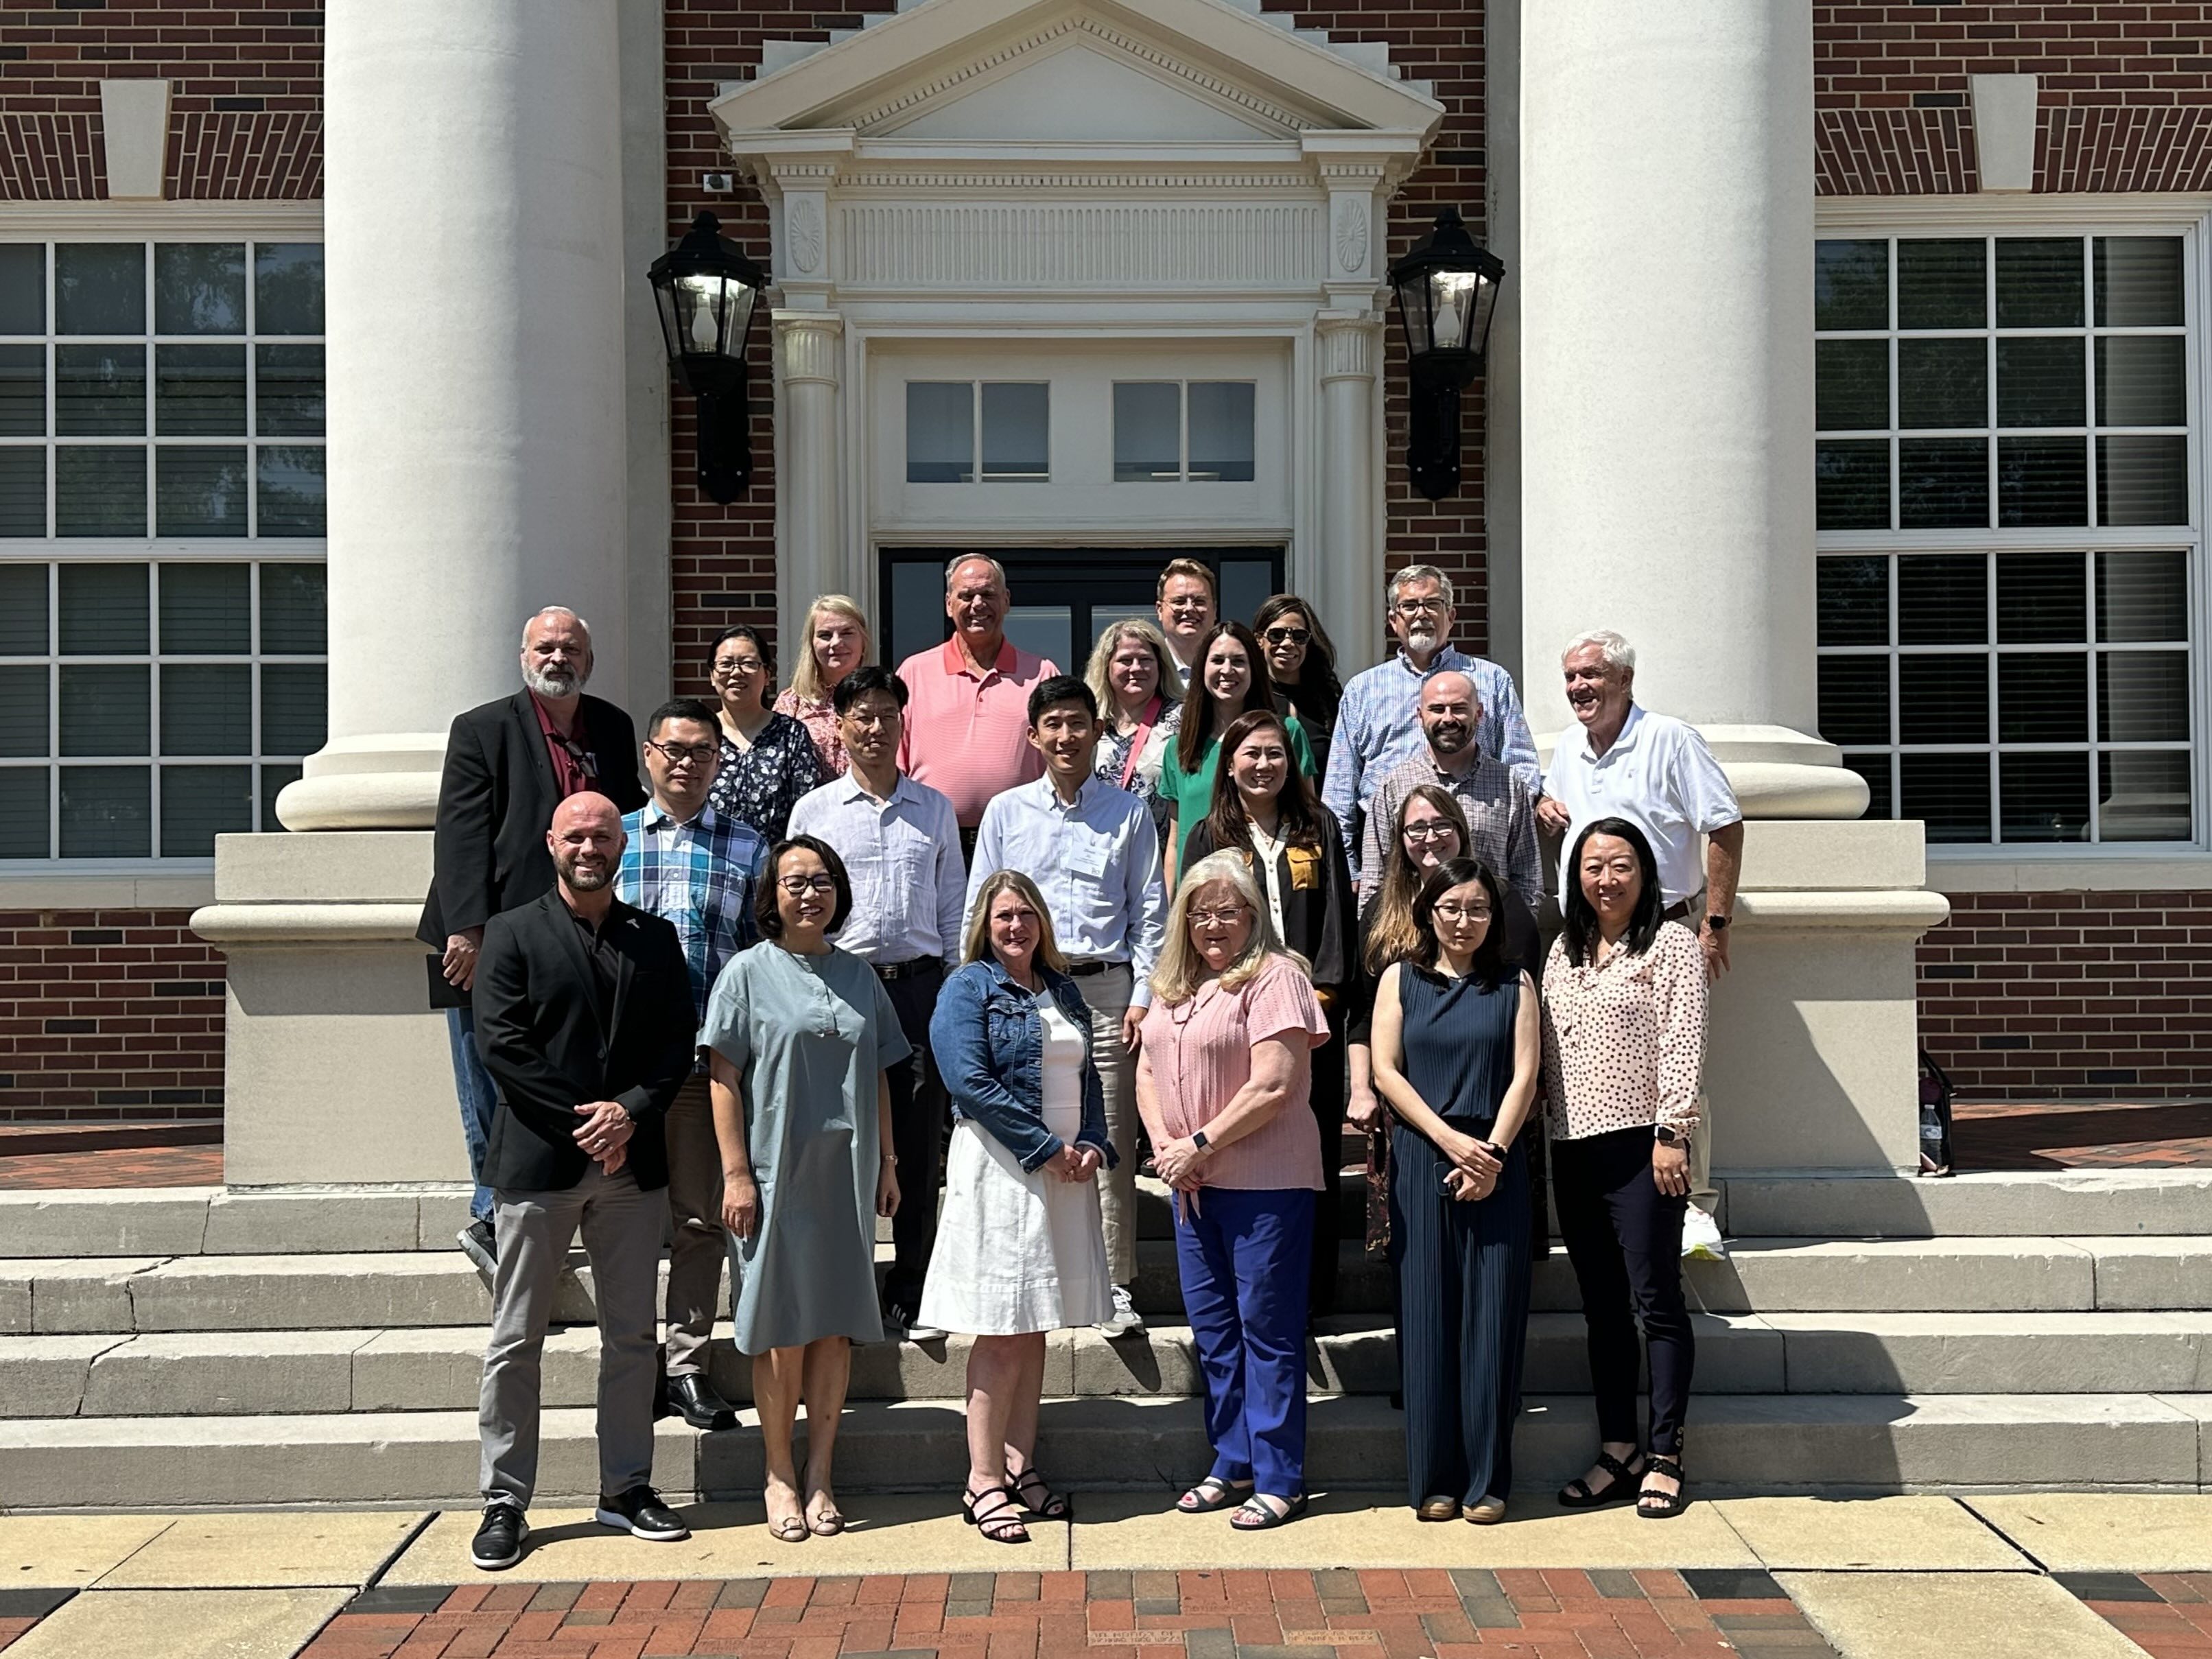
[921,870,1115,1544]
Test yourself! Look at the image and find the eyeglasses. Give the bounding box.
[1165,598,1212,613]
[1262,626,1310,646]
[1188,906,1249,928]
[1433,902,1493,923]
[646,740,718,767]
[1402,823,1459,843]
[1393,598,1447,618]
[711,658,766,677]
[776,873,838,896]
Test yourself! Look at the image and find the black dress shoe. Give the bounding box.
[665,1373,738,1432]
[596,1484,690,1542]
[471,1501,528,1570]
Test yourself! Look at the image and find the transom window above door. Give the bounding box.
[1113,381,1256,482]
[905,381,1049,484]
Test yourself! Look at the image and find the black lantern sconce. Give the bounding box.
[647,211,770,503]
[1389,207,1505,502]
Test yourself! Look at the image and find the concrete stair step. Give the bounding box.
[1,1391,2202,1509]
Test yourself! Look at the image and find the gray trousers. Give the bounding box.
[663,1074,727,1376]
[1083,963,1140,1288]
[480,1162,663,1508]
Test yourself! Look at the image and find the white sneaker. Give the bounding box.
[1096,1284,1144,1337]
[1680,1205,1728,1262]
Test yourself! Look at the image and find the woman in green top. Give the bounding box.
[1160,620,1314,886]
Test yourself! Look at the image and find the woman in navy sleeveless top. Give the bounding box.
[1368,856,1540,1523]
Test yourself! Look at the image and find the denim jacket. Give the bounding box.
[929,958,1116,1173]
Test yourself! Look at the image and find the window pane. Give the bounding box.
[0,344,45,436]
[1818,556,1889,645]
[2097,434,2188,526]
[1817,655,1890,745]
[905,381,972,484]
[58,765,149,856]
[1995,238,2084,328]
[161,663,251,755]
[1995,336,2084,427]
[253,244,323,335]
[0,767,45,856]
[160,764,251,856]
[1898,338,1986,429]
[1997,652,2087,742]
[154,243,246,335]
[0,450,45,537]
[259,761,301,832]
[2096,335,2185,427]
[2100,751,2191,840]
[0,664,47,755]
[2095,237,2183,327]
[888,559,944,674]
[1188,382,1256,483]
[1899,654,1990,742]
[1901,751,1992,841]
[1898,554,1987,644]
[1114,382,1181,482]
[1843,752,1893,820]
[1996,552,2086,644]
[0,565,45,652]
[1001,604,1071,672]
[1998,436,2088,528]
[58,663,147,755]
[55,344,145,435]
[260,661,327,754]
[55,244,144,335]
[1815,239,1888,330]
[0,246,43,333]
[1898,438,1988,529]
[59,563,148,653]
[155,344,246,435]
[1815,339,1887,431]
[1898,239,1986,329]
[979,382,1048,482]
[1218,558,1274,631]
[159,563,249,654]
[255,344,323,436]
[2097,550,2188,642]
[259,563,326,653]
[156,446,248,537]
[2098,651,2191,742]
[2000,752,2091,843]
[55,447,145,537]
[255,445,325,536]
[1815,440,1889,530]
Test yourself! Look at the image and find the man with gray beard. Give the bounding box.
[418,607,648,1280]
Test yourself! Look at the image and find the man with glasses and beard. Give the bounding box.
[418,607,648,1282]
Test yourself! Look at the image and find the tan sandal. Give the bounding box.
[1463,1495,1507,1525]
[1417,1495,1458,1522]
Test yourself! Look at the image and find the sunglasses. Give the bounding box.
[1262,626,1310,646]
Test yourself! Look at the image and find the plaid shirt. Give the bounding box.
[615,801,766,1029]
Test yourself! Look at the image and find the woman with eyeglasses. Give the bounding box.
[1084,617,1184,849]
[705,624,824,843]
[1369,857,1539,1525]
[703,835,908,1544]
[1251,596,1342,786]
[1345,785,1474,1136]
[1158,621,1315,886]
[775,595,872,777]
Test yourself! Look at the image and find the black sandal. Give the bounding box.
[1638,1456,1689,1520]
[961,1484,1031,1544]
[1558,1450,1645,1509]
[1229,1492,1308,1531]
[1177,1476,1251,1514]
[1011,1466,1072,1521]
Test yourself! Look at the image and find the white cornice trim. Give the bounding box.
[0,200,322,237]
[1932,854,2212,893]
[0,871,216,909]
[1817,193,2212,232]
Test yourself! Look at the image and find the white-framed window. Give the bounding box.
[1112,380,1256,482]
[904,380,1049,483]
[1815,226,2202,847]
[0,232,325,866]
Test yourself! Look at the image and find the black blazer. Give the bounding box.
[471,891,695,1194]
[1183,803,1356,998]
[416,689,647,1006]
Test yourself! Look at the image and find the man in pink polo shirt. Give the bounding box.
[895,554,1059,859]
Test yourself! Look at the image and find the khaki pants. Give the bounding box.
[1082,963,1140,1289]
[662,1074,726,1376]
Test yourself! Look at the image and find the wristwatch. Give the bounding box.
[1705,914,1730,932]
[1654,1125,1689,1148]
[1191,1130,1212,1155]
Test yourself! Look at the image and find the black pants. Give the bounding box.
[878,959,947,1309]
[1308,1002,1348,1314]
[1551,1125,1695,1459]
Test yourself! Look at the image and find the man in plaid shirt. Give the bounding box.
[615,696,766,1433]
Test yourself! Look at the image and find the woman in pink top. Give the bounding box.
[773,595,870,775]
[1136,851,1328,1531]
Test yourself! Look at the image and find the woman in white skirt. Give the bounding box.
[923,869,1114,1544]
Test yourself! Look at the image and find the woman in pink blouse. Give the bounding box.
[774,595,870,775]
[1137,851,1329,1531]
[1541,816,1706,1522]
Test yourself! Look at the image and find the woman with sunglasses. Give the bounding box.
[1158,620,1315,885]
[1251,595,1342,785]
[705,624,823,843]
[1369,857,1539,1525]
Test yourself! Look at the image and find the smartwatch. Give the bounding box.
[1191,1130,1212,1155]
[1654,1125,1686,1147]
[1705,914,1731,932]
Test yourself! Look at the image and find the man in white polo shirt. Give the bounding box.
[1536,628,1742,1258]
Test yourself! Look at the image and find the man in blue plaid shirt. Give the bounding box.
[615,695,766,1433]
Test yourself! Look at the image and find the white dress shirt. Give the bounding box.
[966,774,1168,1009]
[787,770,967,971]
[1546,704,1741,908]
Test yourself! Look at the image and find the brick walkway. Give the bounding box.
[1952,1098,2212,1170]
[2069,1570,2212,1659]
[0,1142,224,1188]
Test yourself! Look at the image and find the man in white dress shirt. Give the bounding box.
[967,674,1168,1337]
[788,665,966,1340]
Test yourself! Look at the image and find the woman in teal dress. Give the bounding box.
[705,834,909,1544]
[1160,620,1314,886]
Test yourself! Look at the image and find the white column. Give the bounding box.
[1315,313,1381,670]
[283,0,630,829]
[775,310,847,655]
[1516,0,1861,816]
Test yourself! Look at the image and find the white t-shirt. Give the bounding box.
[1547,705,1741,908]
[1245,820,1290,941]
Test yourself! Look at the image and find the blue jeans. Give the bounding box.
[447,1006,499,1222]
[1173,1185,1314,1499]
